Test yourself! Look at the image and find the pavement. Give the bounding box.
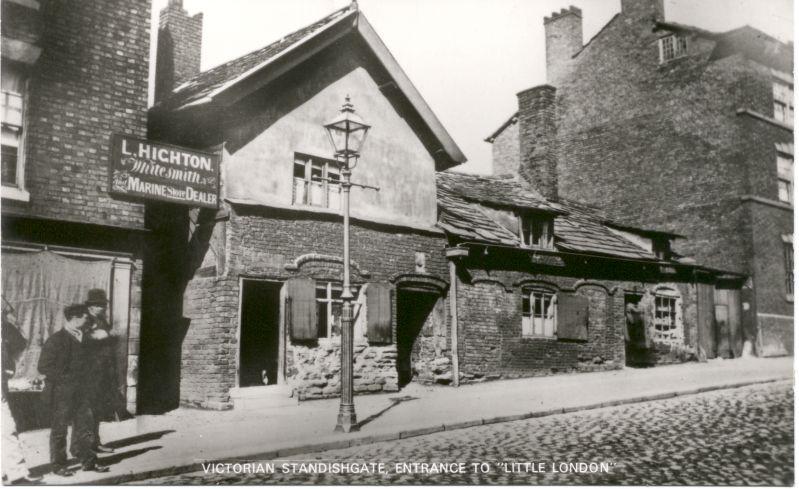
[145,380,794,485]
[15,356,793,485]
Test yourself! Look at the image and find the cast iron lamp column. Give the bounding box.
[325,96,370,433]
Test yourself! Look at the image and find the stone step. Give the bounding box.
[229,385,298,410]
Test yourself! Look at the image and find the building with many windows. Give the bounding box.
[1,0,151,425]
[487,0,793,357]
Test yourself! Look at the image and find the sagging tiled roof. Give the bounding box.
[436,171,557,212]
[552,199,660,260]
[436,171,660,261]
[158,5,355,110]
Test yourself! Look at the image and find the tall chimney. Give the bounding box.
[155,0,203,102]
[517,85,558,201]
[620,0,665,21]
[544,6,582,87]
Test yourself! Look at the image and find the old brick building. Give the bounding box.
[1,0,151,419]
[140,1,466,411]
[437,169,719,380]
[487,0,792,357]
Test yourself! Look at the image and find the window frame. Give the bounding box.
[650,289,683,345]
[518,213,554,250]
[521,288,558,338]
[773,81,794,125]
[1,62,30,201]
[292,153,342,210]
[658,34,688,64]
[776,150,793,205]
[783,235,794,300]
[315,281,360,339]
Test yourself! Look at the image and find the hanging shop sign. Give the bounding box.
[109,134,220,208]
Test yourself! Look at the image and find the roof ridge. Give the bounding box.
[171,3,355,96]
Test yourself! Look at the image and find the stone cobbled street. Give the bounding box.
[141,381,793,485]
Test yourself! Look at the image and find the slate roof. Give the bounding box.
[157,5,355,110]
[436,171,661,261]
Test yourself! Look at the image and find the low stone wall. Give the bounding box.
[287,339,400,400]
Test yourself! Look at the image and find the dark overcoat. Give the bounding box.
[37,329,86,413]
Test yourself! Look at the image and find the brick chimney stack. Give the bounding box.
[155,0,203,103]
[620,0,665,21]
[544,6,582,87]
[517,85,558,201]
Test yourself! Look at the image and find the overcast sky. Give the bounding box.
[149,0,793,174]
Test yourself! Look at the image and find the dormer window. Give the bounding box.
[519,214,554,249]
[652,238,671,260]
[658,34,687,63]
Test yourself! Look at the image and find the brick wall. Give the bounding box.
[175,205,451,408]
[6,0,150,229]
[491,119,520,177]
[155,0,203,102]
[455,257,700,381]
[508,4,793,350]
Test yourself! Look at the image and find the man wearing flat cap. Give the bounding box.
[83,289,116,455]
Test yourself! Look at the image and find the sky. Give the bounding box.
[149,0,794,174]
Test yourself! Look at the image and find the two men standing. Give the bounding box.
[37,289,116,476]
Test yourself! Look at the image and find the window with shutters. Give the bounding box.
[1,60,28,200]
[773,82,794,125]
[315,282,360,338]
[777,151,793,204]
[521,289,557,337]
[293,153,341,209]
[658,34,687,63]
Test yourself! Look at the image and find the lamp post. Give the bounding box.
[325,95,370,433]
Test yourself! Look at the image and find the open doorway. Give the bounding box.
[239,280,282,387]
[396,288,438,388]
[624,293,649,367]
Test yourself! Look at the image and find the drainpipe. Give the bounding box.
[445,246,469,387]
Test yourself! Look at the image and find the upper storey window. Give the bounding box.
[777,149,793,204]
[1,61,28,198]
[292,154,341,210]
[519,214,554,250]
[773,82,794,125]
[658,35,687,63]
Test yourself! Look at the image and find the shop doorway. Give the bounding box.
[239,280,282,387]
[396,289,438,388]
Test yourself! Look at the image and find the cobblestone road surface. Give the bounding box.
[141,381,793,485]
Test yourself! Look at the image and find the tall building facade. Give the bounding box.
[1,0,151,420]
[488,0,793,357]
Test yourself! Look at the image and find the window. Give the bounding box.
[652,238,671,260]
[519,214,554,249]
[658,35,687,63]
[522,290,557,337]
[1,61,26,192]
[784,237,793,297]
[777,151,793,204]
[293,154,341,210]
[315,282,359,338]
[773,82,794,125]
[652,295,678,341]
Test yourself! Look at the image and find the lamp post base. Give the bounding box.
[334,403,359,433]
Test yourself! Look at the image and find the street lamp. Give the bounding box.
[325,95,370,433]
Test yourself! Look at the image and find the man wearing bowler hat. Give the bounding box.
[83,289,115,455]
